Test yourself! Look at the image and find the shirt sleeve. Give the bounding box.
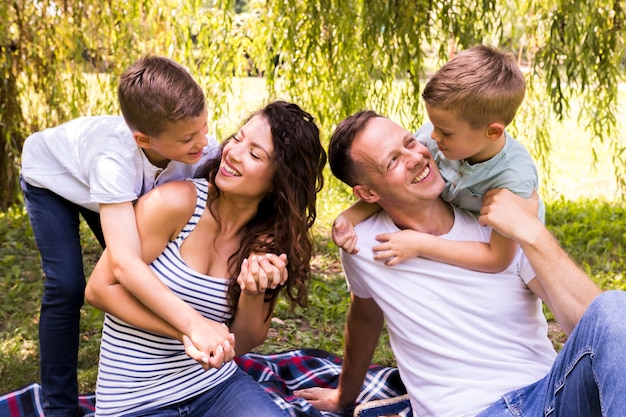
[89,152,140,204]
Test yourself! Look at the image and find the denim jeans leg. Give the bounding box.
[21,178,101,417]
[189,369,292,417]
[479,291,626,417]
[547,291,626,416]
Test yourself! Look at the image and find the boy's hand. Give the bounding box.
[332,216,359,254]
[373,229,423,266]
[184,322,236,370]
[237,253,288,294]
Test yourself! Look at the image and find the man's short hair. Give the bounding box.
[328,110,381,187]
[422,44,525,129]
[118,56,206,137]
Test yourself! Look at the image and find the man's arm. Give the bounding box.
[294,295,385,411]
[479,189,601,335]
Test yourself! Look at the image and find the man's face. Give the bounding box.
[351,117,445,206]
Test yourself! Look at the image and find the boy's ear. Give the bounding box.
[486,123,505,141]
[353,185,380,204]
[134,132,152,149]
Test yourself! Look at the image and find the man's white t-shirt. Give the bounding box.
[342,206,557,417]
[21,116,219,212]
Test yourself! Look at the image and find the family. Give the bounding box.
[19,46,626,417]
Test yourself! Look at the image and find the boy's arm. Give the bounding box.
[99,201,209,334]
[85,249,181,339]
[85,252,234,368]
[373,228,517,273]
[97,187,233,359]
[333,200,381,254]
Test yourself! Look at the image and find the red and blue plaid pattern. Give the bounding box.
[0,349,406,417]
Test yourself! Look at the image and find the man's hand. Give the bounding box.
[294,387,344,412]
[479,189,540,240]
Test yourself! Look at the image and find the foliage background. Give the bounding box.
[1,0,626,397]
[1,0,625,208]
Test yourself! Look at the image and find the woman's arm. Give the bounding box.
[228,255,281,354]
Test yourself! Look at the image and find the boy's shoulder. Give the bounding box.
[500,132,536,166]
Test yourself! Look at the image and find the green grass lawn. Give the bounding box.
[1,79,625,395]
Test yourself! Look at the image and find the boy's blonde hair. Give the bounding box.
[118,56,206,137]
[422,45,525,129]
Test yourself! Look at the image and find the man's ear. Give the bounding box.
[486,123,505,141]
[353,184,380,204]
[134,132,152,149]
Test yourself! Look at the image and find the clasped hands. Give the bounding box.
[181,252,288,370]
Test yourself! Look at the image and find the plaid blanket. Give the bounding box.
[0,348,406,417]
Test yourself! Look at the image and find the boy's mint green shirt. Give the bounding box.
[415,122,545,222]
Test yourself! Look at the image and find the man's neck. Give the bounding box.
[382,197,455,236]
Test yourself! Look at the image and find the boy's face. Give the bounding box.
[141,108,209,167]
[425,106,503,164]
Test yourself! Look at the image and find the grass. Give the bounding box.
[1,80,625,395]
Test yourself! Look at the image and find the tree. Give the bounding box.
[1,0,624,209]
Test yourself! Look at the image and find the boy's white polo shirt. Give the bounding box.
[21,116,219,212]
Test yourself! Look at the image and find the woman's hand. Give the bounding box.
[237,253,288,294]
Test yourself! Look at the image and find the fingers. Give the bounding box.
[238,257,261,294]
[239,253,289,294]
[375,233,390,243]
[264,253,288,287]
[293,388,341,412]
[182,335,210,368]
[341,234,360,254]
[333,217,360,254]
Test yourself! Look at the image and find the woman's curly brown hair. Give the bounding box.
[197,101,327,320]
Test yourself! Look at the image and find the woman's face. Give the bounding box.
[216,114,277,200]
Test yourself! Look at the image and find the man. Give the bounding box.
[295,111,626,416]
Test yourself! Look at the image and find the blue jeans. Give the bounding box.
[124,368,291,417]
[21,178,105,417]
[477,290,626,417]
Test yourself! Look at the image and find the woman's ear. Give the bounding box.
[353,185,380,204]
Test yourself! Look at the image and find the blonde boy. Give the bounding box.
[335,45,541,273]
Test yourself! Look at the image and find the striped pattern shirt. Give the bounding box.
[95,179,238,417]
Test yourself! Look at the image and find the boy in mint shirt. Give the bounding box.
[334,45,542,273]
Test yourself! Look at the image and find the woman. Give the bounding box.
[85,101,327,417]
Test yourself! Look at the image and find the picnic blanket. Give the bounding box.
[0,348,407,417]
